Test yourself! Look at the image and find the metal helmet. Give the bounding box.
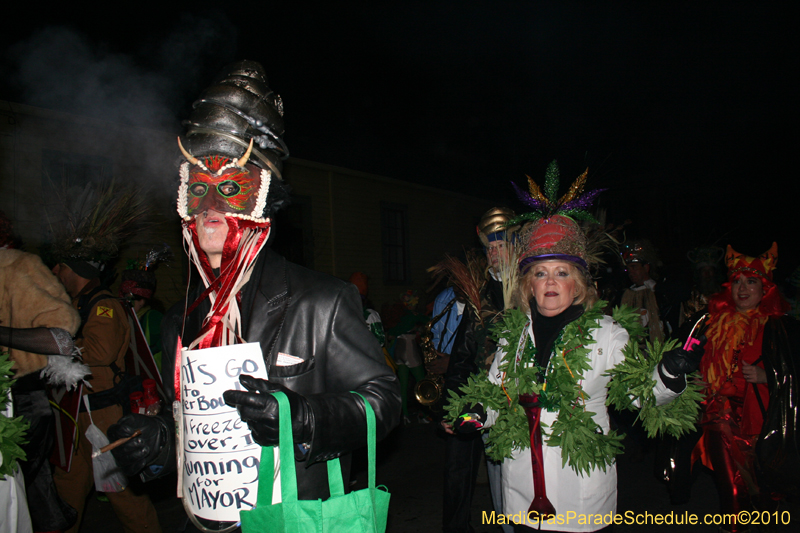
[477,207,517,246]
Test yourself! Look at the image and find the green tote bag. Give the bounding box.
[240,391,390,533]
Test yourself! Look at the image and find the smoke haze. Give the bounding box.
[6,12,238,130]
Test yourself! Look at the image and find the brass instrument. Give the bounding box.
[414,299,456,407]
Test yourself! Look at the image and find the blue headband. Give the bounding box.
[486,231,516,243]
[518,254,588,273]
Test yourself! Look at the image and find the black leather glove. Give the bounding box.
[223,375,313,447]
[660,335,707,377]
[107,413,169,477]
[453,403,486,435]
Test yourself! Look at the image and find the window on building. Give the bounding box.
[381,202,409,284]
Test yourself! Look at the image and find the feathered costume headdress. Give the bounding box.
[119,245,173,300]
[44,179,150,274]
[510,161,606,225]
[428,250,488,325]
[511,161,606,273]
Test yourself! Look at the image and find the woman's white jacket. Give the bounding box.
[484,314,679,532]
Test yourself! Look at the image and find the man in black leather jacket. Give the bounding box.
[107,61,400,515]
[159,246,401,499]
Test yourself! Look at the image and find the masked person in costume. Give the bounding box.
[434,207,518,533]
[118,247,171,371]
[386,289,429,424]
[41,177,156,533]
[679,245,725,327]
[107,61,400,530]
[49,214,164,533]
[619,240,668,342]
[692,243,798,533]
[446,162,704,533]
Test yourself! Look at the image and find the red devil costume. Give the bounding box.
[693,242,798,532]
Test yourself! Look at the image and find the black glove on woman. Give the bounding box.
[660,335,707,376]
[223,375,313,447]
[658,335,707,392]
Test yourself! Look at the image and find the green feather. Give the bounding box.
[543,160,560,204]
[562,209,599,224]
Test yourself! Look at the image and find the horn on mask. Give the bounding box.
[236,139,254,168]
[177,137,200,166]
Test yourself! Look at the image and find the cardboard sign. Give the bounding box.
[180,342,269,523]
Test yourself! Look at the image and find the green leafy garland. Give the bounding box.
[0,352,29,479]
[445,301,702,476]
[605,328,704,439]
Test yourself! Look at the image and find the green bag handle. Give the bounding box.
[252,391,296,506]
[326,392,377,497]
[253,391,377,506]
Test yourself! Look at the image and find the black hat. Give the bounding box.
[184,60,288,180]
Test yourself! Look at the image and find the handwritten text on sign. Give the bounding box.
[181,343,267,522]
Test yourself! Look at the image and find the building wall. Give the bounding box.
[1,100,496,314]
[284,159,495,310]
[0,100,186,311]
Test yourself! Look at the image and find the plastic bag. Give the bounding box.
[82,396,127,493]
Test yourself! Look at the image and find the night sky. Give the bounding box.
[2,1,797,278]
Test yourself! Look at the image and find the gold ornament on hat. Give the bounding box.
[511,161,608,273]
[557,168,589,205]
[511,161,604,225]
[524,175,548,205]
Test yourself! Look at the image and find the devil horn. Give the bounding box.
[237,139,254,168]
[177,137,200,166]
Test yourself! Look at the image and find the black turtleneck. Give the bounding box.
[532,303,584,369]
